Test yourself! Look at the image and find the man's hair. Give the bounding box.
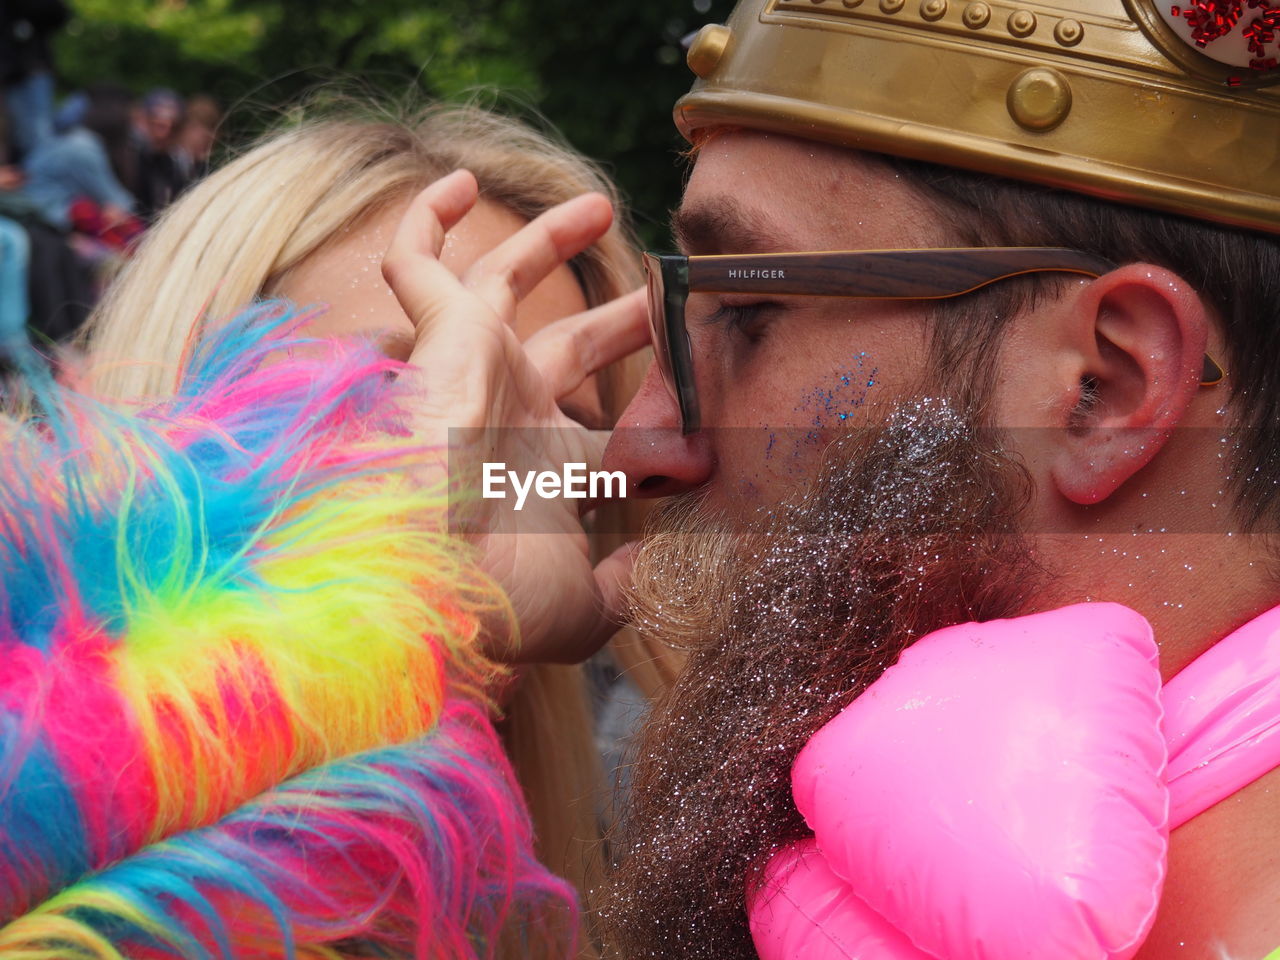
[891,155,1280,532]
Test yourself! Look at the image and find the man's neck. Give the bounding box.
[1036,532,1280,679]
[1035,530,1280,958]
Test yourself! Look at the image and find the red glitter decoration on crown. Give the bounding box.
[1173,0,1280,66]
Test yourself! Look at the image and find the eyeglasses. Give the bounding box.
[643,247,1227,435]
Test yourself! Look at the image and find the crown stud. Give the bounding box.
[962,2,991,27]
[1007,67,1072,129]
[1008,9,1038,36]
[921,0,949,20]
[1054,18,1084,45]
[687,24,732,78]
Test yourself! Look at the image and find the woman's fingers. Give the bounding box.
[525,288,649,399]
[589,541,640,653]
[384,172,512,423]
[384,179,621,396]
[383,171,483,343]
[464,192,614,319]
[503,541,638,665]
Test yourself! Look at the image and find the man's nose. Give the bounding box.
[603,363,713,498]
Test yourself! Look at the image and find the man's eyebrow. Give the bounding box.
[670,198,796,255]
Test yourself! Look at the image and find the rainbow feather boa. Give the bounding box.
[0,306,575,958]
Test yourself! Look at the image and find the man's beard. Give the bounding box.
[598,398,1052,959]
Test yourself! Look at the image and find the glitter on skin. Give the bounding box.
[601,399,1050,959]
[775,353,880,473]
[798,352,879,429]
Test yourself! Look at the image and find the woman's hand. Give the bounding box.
[381,170,648,663]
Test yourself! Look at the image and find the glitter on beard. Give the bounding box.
[596,398,1053,959]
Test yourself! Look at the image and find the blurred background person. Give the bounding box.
[130,85,186,218]
[171,92,220,185]
[20,83,143,253]
[0,0,68,161]
[0,213,29,351]
[0,95,94,345]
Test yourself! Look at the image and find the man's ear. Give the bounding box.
[1049,263,1210,505]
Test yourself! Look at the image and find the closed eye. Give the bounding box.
[702,301,778,341]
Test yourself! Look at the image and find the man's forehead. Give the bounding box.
[673,130,942,254]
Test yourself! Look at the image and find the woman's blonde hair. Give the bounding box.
[85,98,685,953]
[88,100,639,404]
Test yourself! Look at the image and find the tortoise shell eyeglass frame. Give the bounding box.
[643,247,1227,435]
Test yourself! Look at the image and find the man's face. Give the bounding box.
[599,130,1060,959]
[605,130,956,510]
[600,398,1045,957]
[146,105,179,147]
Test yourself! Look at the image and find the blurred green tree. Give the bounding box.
[56,0,737,245]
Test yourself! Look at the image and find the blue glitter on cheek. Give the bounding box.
[776,352,883,468]
[795,351,879,431]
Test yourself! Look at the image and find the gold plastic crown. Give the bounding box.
[677,0,1280,234]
